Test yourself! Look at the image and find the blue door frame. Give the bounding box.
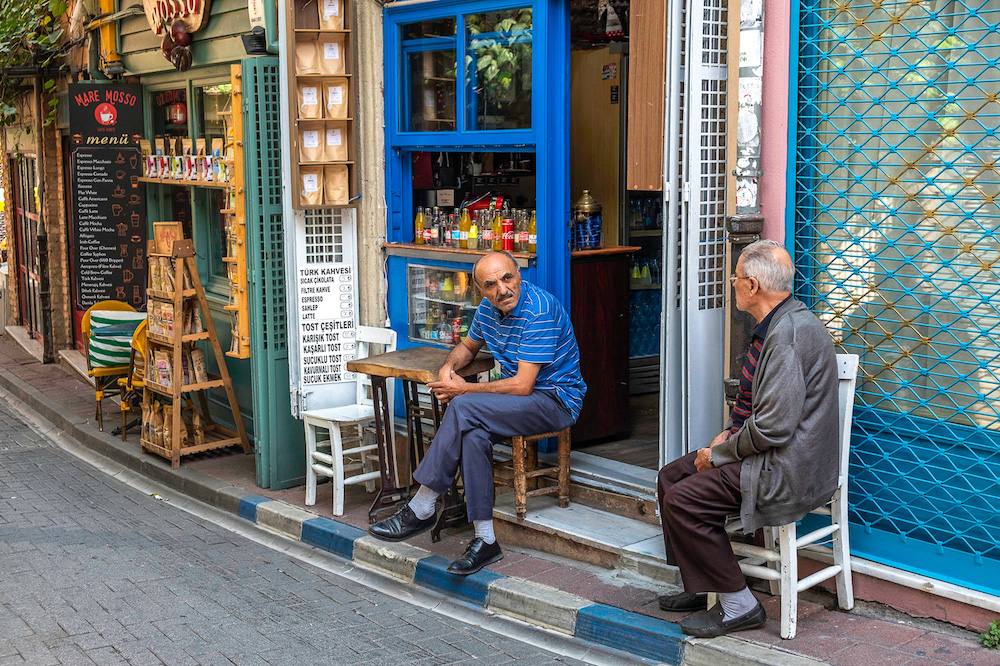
[786,0,1000,597]
[383,0,570,357]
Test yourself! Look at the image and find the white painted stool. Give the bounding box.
[303,327,396,515]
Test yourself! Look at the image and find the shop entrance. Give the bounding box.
[9,156,42,341]
[566,0,730,476]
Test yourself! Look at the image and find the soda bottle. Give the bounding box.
[469,210,479,249]
[451,210,461,247]
[414,206,425,245]
[442,273,454,301]
[492,210,503,251]
[528,209,537,253]
[437,316,452,345]
[517,210,530,252]
[479,211,492,250]
[442,213,452,247]
[459,207,471,249]
[431,212,441,246]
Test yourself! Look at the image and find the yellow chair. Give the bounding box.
[117,319,147,441]
[82,300,136,431]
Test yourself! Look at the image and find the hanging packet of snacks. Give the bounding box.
[191,349,209,384]
[154,351,172,387]
[195,139,206,180]
[149,256,161,291]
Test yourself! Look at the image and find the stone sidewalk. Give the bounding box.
[0,335,994,665]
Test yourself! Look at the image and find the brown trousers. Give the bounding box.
[656,451,747,593]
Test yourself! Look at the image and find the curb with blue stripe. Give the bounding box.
[239,496,686,663]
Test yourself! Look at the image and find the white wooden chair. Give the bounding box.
[725,353,859,639]
[303,326,396,515]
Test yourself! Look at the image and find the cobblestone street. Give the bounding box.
[0,398,586,666]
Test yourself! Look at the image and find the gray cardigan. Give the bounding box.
[711,298,840,533]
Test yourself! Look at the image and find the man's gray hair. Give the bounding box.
[740,240,794,293]
[472,250,519,285]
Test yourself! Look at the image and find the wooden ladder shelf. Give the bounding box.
[141,239,251,468]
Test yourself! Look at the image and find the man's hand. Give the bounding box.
[438,364,454,384]
[427,369,468,404]
[694,447,713,472]
[709,429,729,448]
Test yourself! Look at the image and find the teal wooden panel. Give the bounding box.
[123,38,248,75]
[242,56,305,490]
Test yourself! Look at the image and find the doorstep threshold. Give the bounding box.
[5,325,43,363]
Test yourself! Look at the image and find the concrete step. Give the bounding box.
[493,493,681,587]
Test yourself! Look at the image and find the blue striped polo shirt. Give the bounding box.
[468,280,587,420]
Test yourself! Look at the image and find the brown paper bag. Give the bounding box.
[324,78,349,119]
[300,166,324,206]
[324,122,349,162]
[295,36,320,75]
[299,125,325,163]
[191,349,209,384]
[298,82,322,119]
[324,165,349,206]
[318,0,343,30]
[318,34,346,76]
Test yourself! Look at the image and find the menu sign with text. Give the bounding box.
[299,265,357,385]
[69,83,146,309]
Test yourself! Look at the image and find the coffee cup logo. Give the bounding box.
[96,103,118,126]
[112,185,125,198]
[128,193,140,205]
[131,212,140,227]
[112,204,123,216]
[130,175,139,187]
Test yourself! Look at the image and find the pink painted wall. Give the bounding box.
[759,0,792,244]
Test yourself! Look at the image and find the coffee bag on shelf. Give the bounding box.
[323,78,349,119]
[324,164,349,206]
[298,82,322,119]
[324,121,349,162]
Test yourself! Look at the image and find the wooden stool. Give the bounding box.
[493,428,571,519]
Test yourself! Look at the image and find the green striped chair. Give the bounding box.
[83,302,145,431]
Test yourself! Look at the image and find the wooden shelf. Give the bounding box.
[220,208,236,214]
[141,431,244,459]
[145,376,226,397]
[147,288,197,300]
[296,117,354,123]
[147,331,210,345]
[222,257,238,263]
[294,73,353,78]
[298,161,355,166]
[384,242,535,268]
[139,176,230,189]
[294,28,351,33]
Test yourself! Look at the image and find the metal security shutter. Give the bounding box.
[794,0,1000,595]
[681,0,729,451]
[243,56,305,490]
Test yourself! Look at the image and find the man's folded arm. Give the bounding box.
[711,344,806,467]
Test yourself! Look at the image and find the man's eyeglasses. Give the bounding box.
[729,274,754,285]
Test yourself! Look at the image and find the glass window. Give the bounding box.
[151,88,188,142]
[407,263,481,346]
[402,18,456,40]
[194,83,233,280]
[465,8,532,130]
[405,49,457,132]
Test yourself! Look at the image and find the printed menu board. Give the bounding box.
[298,264,357,385]
[69,83,146,309]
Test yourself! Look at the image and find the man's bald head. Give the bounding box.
[472,250,519,287]
[738,240,794,294]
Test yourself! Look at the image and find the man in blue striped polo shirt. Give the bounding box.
[369,251,586,575]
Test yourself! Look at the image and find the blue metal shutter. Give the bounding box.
[793,0,1000,594]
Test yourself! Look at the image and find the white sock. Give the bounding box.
[474,520,496,545]
[718,586,758,621]
[407,485,439,520]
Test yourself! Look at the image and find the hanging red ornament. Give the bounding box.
[168,102,187,124]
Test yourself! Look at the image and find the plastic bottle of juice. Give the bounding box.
[528,209,537,253]
[414,206,425,245]
[491,210,503,251]
[459,207,471,249]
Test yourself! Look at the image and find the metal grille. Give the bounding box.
[697,78,727,310]
[795,0,1000,594]
[304,209,346,264]
[700,0,728,66]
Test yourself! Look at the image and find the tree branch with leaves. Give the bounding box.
[0,0,70,126]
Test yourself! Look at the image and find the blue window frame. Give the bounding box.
[383,0,570,353]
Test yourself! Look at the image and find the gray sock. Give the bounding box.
[718,586,758,621]
[407,485,439,520]
[474,520,496,545]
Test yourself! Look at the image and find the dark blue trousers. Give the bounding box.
[412,391,576,522]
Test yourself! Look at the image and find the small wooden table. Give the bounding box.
[347,347,495,539]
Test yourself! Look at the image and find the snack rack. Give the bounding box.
[223,63,250,358]
[141,239,250,468]
[285,0,357,209]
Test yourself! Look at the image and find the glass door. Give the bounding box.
[11,157,42,341]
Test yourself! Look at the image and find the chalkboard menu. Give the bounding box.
[69,83,146,309]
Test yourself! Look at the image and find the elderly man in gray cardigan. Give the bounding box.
[656,240,840,638]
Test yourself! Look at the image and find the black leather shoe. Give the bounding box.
[446,538,503,576]
[368,505,436,542]
[658,591,708,612]
[680,602,767,638]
